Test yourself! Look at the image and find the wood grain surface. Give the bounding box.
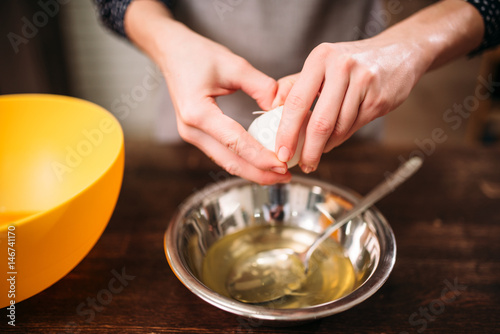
[4,141,499,334]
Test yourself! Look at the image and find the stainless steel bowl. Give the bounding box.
[164,176,396,324]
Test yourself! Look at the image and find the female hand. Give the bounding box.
[160,25,292,184]
[272,0,483,174]
[273,36,427,173]
[126,1,290,185]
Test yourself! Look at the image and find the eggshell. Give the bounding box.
[248,105,306,168]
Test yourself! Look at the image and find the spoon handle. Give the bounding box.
[303,157,423,269]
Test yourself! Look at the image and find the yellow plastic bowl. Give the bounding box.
[0,94,124,307]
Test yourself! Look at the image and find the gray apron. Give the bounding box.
[154,0,384,142]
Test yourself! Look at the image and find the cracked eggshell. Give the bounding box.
[248,105,306,168]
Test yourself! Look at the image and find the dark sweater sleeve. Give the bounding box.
[465,0,500,55]
[94,0,174,38]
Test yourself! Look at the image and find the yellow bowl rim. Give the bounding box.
[0,93,125,229]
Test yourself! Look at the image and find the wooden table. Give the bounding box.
[5,141,500,333]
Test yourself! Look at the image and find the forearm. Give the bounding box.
[94,0,173,37]
[124,0,191,72]
[378,0,484,72]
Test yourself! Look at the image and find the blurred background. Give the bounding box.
[1,0,499,146]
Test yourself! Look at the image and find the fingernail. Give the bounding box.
[277,146,290,162]
[271,166,287,174]
[301,164,315,174]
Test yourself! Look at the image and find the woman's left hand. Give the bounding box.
[272,0,484,174]
[272,36,428,173]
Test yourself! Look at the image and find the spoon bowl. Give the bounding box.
[226,248,307,304]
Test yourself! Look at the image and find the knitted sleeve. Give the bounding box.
[94,0,174,38]
[465,0,500,54]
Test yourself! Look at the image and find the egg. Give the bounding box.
[248,105,306,168]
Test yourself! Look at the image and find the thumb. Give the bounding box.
[272,74,299,108]
[231,60,277,110]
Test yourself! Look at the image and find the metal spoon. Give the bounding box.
[226,157,423,304]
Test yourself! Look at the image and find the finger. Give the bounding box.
[330,114,367,149]
[272,74,299,108]
[298,74,349,173]
[184,126,293,185]
[322,83,364,153]
[194,100,288,173]
[275,61,324,163]
[339,95,382,147]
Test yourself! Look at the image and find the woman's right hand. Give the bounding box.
[125,1,290,184]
